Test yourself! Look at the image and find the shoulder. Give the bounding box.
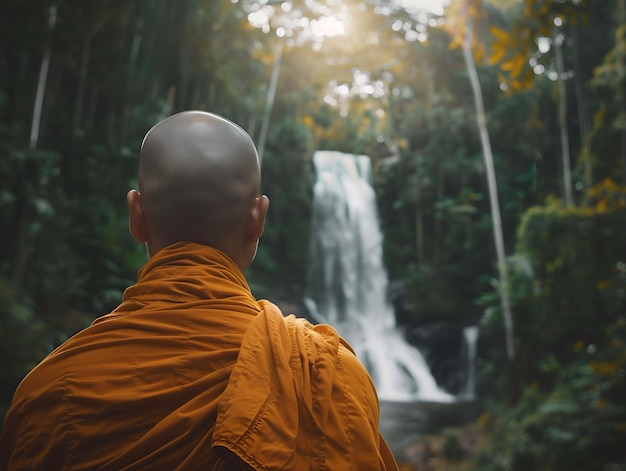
[0,359,73,469]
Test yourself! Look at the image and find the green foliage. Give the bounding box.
[0,279,50,421]
[248,118,314,302]
[374,40,531,324]
[479,184,626,385]
[475,317,626,471]
[474,180,626,470]
[516,192,626,346]
[441,427,466,461]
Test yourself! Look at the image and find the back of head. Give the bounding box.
[138,111,262,258]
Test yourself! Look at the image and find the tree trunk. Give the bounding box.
[615,0,626,185]
[574,8,592,190]
[433,151,443,271]
[65,29,93,192]
[29,4,57,151]
[462,15,515,361]
[554,25,574,206]
[18,3,58,286]
[416,187,424,267]
[73,33,92,134]
[258,41,283,164]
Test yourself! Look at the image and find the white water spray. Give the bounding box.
[461,325,479,399]
[305,150,453,402]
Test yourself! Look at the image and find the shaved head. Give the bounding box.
[129,111,269,268]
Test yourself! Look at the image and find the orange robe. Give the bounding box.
[0,242,398,471]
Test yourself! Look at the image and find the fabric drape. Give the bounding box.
[0,242,397,471]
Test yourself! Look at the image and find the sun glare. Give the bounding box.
[311,16,345,38]
[396,0,449,16]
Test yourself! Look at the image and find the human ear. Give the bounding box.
[127,189,149,243]
[242,195,270,268]
[249,195,270,242]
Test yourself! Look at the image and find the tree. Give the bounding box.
[445,0,515,360]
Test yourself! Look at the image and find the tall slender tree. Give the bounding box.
[454,0,515,360]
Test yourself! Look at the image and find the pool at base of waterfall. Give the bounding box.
[380,398,482,462]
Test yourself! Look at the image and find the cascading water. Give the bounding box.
[305,150,453,402]
[461,325,479,400]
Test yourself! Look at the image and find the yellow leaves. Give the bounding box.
[501,54,528,79]
[522,0,536,16]
[487,24,537,92]
[588,177,626,197]
[472,41,486,64]
[468,2,482,20]
[595,198,611,213]
[589,361,620,376]
[586,178,626,213]
[524,0,557,20]
[448,33,464,52]
[488,40,507,65]
[507,78,528,92]
[487,24,523,71]
[489,25,510,44]
[489,1,581,93]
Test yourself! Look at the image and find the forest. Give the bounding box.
[1,0,625,469]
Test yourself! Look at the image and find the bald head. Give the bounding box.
[128,111,269,269]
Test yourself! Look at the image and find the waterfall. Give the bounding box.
[461,326,479,399]
[305,150,453,402]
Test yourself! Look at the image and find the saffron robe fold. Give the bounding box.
[0,242,398,471]
[213,301,397,470]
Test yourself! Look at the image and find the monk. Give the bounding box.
[0,111,399,470]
